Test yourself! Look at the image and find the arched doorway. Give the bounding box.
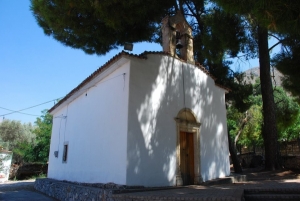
[174,108,202,185]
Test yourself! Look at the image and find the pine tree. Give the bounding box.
[214,0,300,170]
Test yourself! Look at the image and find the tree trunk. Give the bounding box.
[228,132,243,173]
[257,25,279,170]
[234,114,248,148]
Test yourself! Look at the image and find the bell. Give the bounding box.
[176,39,183,49]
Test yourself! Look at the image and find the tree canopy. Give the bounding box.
[31,110,53,162]
[31,0,253,109]
[0,120,35,150]
[227,79,300,153]
[15,110,53,163]
[0,120,35,162]
[0,110,53,163]
[272,34,300,102]
[31,0,174,55]
[214,0,300,34]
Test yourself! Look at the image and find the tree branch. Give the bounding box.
[269,41,282,52]
[268,34,291,54]
[268,33,282,41]
[275,99,284,105]
[183,0,201,26]
[225,52,256,59]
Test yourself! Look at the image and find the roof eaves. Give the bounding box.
[194,62,217,81]
[215,83,231,93]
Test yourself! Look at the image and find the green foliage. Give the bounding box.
[272,34,300,102]
[0,120,26,148]
[227,80,300,149]
[280,115,300,142]
[0,110,53,163]
[30,0,174,55]
[239,105,263,147]
[13,141,36,163]
[274,87,300,135]
[213,0,300,169]
[31,110,53,163]
[14,111,52,163]
[0,120,35,163]
[214,0,300,35]
[227,106,243,137]
[226,73,253,112]
[201,8,253,62]
[227,102,263,148]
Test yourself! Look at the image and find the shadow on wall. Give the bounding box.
[185,64,229,181]
[126,54,229,186]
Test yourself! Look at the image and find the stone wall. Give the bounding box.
[34,178,178,201]
[34,178,126,201]
[282,156,300,170]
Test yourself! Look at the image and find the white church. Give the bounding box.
[47,12,230,187]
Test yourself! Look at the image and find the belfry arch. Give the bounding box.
[161,11,195,64]
[174,108,202,185]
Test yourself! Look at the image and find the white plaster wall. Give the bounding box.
[126,54,230,186]
[48,62,130,184]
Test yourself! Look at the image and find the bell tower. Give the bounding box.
[162,11,195,64]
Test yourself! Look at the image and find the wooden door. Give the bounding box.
[180,131,194,185]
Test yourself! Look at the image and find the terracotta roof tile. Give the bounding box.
[194,62,217,80]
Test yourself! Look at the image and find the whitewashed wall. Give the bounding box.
[48,53,229,187]
[126,54,230,186]
[48,61,130,184]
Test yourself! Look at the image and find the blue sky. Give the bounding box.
[0,1,261,124]
[0,0,163,124]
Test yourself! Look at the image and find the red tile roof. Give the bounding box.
[49,51,229,113]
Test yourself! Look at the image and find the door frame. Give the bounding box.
[174,108,202,185]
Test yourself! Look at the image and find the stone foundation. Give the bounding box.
[34,177,246,201]
[34,178,127,201]
[34,178,179,201]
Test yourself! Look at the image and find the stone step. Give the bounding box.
[244,189,300,201]
[203,174,247,185]
[245,188,300,195]
[244,194,300,201]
